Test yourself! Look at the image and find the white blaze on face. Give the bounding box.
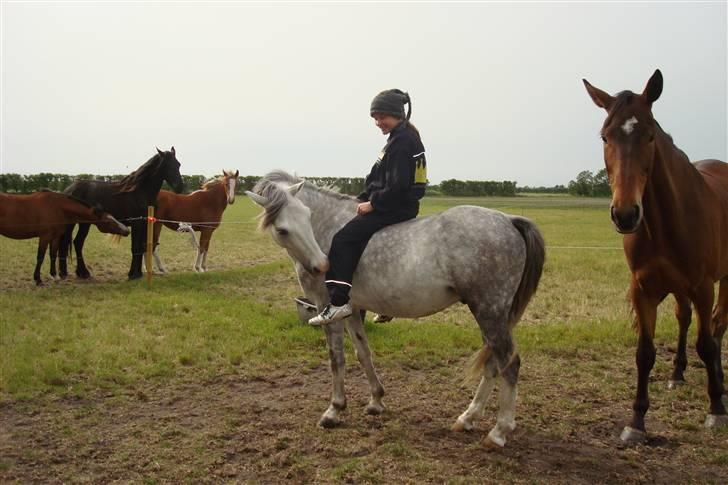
[228,178,235,202]
[621,116,638,135]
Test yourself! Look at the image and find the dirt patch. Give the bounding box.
[2,357,726,484]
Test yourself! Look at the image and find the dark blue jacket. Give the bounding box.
[358,122,427,213]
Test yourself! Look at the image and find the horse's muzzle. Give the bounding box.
[611,204,642,234]
[312,260,330,275]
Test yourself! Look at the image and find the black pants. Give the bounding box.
[326,209,417,306]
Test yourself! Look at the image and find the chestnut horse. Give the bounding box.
[584,69,728,442]
[0,190,130,285]
[152,170,239,273]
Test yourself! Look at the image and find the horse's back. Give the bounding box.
[352,205,530,317]
[0,191,67,238]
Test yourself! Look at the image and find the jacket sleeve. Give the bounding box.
[369,142,413,211]
[357,163,378,202]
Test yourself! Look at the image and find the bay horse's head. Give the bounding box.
[583,69,663,233]
[246,175,329,275]
[156,146,185,194]
[223,169,240,205]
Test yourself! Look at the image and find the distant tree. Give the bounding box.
[592,168,611,197]
[568,170,595,196]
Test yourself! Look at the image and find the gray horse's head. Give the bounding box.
[246,172,329,275]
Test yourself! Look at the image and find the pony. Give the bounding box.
[0,190,130,285]
[583,69,728,442]
[59,147,184,280]
[247,171,545,448]
[152,169,239,273]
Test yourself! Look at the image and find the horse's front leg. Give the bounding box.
[712,278,727,400]
[345,310,385,415]
[692,279,728,428]
[319,320,347,428]
[621,281,660,443]
[668,293,692,388]
[152,222,167,274]
[128,221,145,280]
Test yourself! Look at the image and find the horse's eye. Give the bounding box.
[276,228,288,236]
[601,135,607,144]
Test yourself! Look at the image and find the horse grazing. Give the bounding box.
[59,147,184,280]
[584,69,728,442]
[247,171,544,448]
[0,190,130,285]
[152,169,239,273]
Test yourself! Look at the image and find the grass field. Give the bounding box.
[1,194,726,483]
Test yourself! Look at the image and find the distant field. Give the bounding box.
[1,194,726,483]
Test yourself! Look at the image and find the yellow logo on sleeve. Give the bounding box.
[414,158,427,184]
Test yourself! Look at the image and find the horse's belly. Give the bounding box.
[349,277,461,318]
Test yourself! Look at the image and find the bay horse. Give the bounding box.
[152,169,239,273]
[583,69,728,442]
[0,190,130,285]
[59,147,184,280]
[247,171,545,448]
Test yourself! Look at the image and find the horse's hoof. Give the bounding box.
[451,419,473,432]
[128,273,143,281]
[704,414,728,428]
[620,426,647,443]
[35,280,43,287]
[365,402,385,416]
[667,379,685,390]
[318,416,341,429]
[484,430,506,449]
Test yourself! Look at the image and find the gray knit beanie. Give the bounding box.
[370,89,411,120]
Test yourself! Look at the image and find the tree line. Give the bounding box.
[1,170,610,197]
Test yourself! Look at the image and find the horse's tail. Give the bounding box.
[507,216,545,326]
[464,345,492,385]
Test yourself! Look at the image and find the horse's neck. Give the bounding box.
[301,187,357,248]
[207,181,228,208]
[60,199,96,222]
[137,171,165,202]
[640,132,706,247]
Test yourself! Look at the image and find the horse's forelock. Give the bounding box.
[252,175,295,230]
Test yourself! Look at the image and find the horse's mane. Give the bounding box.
[252,170,356,229]
[118,153,163,193]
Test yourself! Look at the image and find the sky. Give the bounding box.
[1,1,726,187]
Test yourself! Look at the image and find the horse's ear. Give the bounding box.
[641,69,663,105]
[156,147,163,155]
[170,146,176,155]
[245,191,269,207]
[583,79,614,110]
[235,169,239,178]
[287,181,304,197]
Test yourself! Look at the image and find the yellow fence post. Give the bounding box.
[146,206,154,288]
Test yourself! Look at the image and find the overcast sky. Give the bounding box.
[1,1,726,186]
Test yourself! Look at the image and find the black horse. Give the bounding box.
[59,147,184,280]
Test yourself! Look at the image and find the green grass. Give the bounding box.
[0,194,699,399]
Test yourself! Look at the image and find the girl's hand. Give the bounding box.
[357,202,374,215]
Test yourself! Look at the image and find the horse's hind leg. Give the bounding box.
[452,354,497,432]
[74,223,92,279]
[344,310,386,415]
[459,303,519,447]
[319,320,348,428]
[34,237,50,285]
[669,294,692,388]
[49,236,60,281]
[152,222,167,274]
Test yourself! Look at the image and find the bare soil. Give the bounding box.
[2,355,726,484]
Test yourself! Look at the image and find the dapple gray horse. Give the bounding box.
[247,171,545,447]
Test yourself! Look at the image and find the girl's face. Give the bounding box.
[372,113,402,135]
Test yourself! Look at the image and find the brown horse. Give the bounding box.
[0,190,130,285]
[152,170,239,273]
[584,69,728,443]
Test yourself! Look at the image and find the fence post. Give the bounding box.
[146,206,154,288]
